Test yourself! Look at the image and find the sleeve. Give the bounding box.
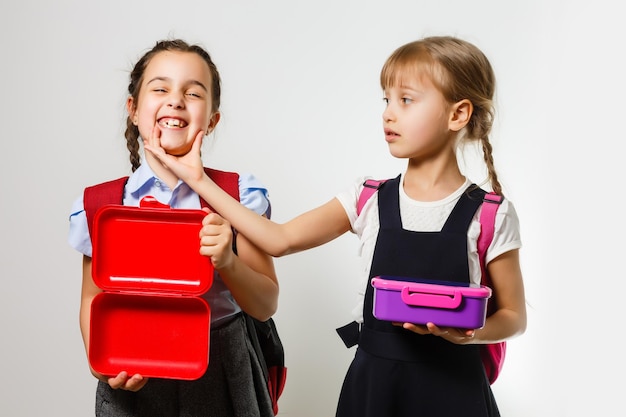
[486,199,522,264]
[238,172,271,218]
[335,176,371,232]
[68,195,93,257]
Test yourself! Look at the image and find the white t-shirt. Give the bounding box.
[335,173,522,323]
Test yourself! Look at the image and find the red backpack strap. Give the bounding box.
[199,168,240,254]
[201,168,240,208]
[83,177,128,239]
[356,179,387,216]
[83,169,240,237]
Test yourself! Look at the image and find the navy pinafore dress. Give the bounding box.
[336,176,500,417]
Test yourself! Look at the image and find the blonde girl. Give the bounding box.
[145,35,526,417]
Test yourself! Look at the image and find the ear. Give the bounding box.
[126,97,138,125]
[206,112,221,135]
[449,99,472,132]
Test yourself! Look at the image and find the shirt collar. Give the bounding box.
[126,163,185,194]
[126,163,158,195]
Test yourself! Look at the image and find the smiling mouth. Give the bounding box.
[159,118,187,128]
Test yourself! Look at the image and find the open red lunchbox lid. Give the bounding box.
[89,197,213,380]
[91,196,213,295]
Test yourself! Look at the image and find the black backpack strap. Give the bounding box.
[245,315,286,415]
[336,321,361,348]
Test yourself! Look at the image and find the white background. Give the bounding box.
[1,1,624,416]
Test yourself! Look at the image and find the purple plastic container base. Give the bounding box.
[371,276,491,329]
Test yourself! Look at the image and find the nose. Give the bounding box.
[382,104,394,122]
[167,92,185,109]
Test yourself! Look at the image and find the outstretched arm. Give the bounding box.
[144,132,352,256]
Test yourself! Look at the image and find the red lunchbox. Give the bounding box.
[89,197,213,380]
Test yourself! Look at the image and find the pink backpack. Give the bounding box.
[357,179,506,384]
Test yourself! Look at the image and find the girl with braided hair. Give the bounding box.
[69,39,278,417]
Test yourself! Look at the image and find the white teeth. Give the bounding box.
[161,119,185,128]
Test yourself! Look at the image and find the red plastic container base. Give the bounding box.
[89,197,213,380]
[90,293,210,380]
[371,276,492,329]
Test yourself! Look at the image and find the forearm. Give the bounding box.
[473,307,526,344]
[194,175,293,256]
[80,256,107,381]
[79,299,91,355]
[217,257,279,322]
[473,250,527,344]
[80,256,97,354]
[216,235,279,321]
[193,175,350,256]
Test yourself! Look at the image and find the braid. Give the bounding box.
[124,117,141,172]
[470,101,502,196]
[480,135,502,196]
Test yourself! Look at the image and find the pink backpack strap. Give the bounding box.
[477,192,506,385]
[357,179,387,216]
[477,192,504,284]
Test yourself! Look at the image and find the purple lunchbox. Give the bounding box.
[371,276,492,329]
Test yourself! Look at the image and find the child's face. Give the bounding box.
[382,75,454,160]
[129,51,217,156]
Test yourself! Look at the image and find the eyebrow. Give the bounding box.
[146,77,208,92]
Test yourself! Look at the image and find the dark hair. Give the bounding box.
[124,39,221,171]
[381,36,502,195]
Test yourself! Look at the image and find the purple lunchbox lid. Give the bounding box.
[371,276,492,299]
